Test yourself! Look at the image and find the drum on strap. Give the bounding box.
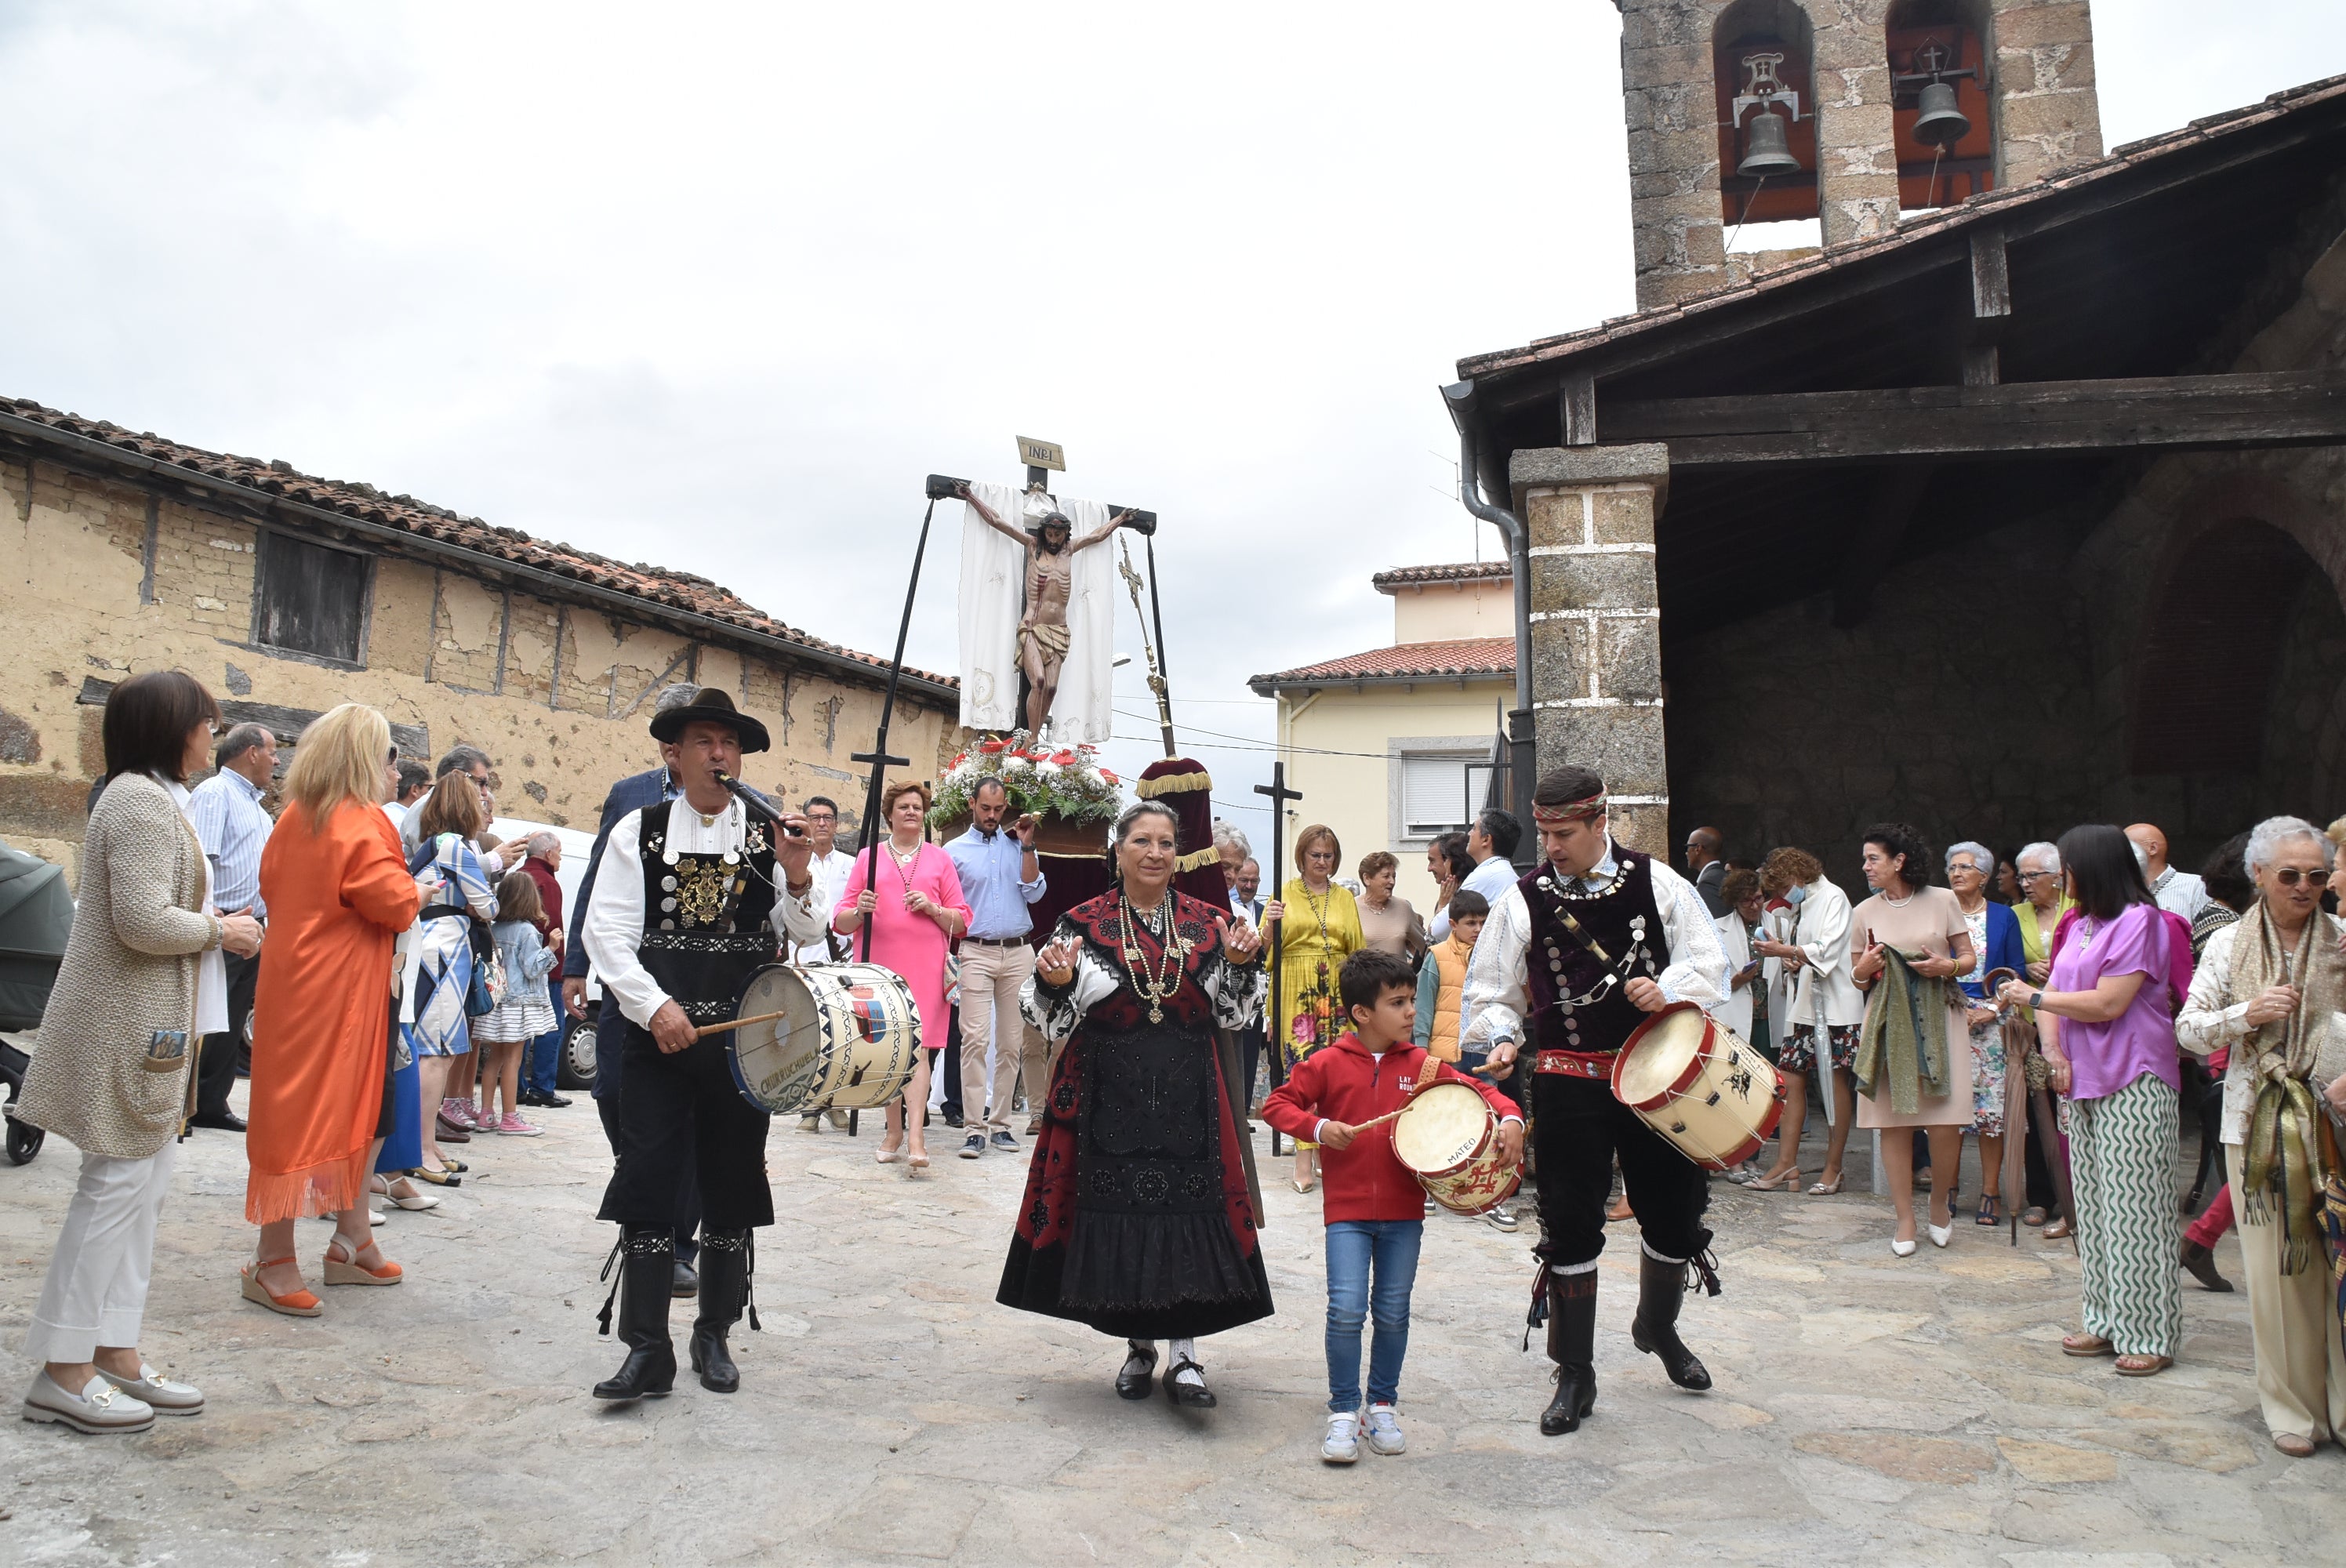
[1611,1002,1784,1171]
[725,963,920,1116]
[1392,1080,1520,1216]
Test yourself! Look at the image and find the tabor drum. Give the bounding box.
[1611,1003,1784,1171]
[1392,1080,1520,1216]
[724,963,920,1116]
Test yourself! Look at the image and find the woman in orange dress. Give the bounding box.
[241,705,420,1314]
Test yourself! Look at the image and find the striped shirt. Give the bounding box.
[187,768,274,919]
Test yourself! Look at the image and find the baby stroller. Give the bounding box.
[0,835,75,1165]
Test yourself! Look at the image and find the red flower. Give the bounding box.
[1099,768,1119,785]
[979,739,1008,753]
[1049,749,1077,765]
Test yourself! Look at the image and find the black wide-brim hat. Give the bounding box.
[648,687,771,753]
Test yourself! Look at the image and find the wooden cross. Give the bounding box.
[1254,763,1303,1156]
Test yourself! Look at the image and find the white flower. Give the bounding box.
[1035,760,1061,777]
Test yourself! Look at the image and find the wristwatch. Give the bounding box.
[2028,989,2045,1011]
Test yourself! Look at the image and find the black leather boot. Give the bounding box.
[593,1227,677,1401]
[1629,1249,1712,1392]
[690,1229,757,1393]
[2180,1238,2235,1293]
[1541,1272,1598,1435]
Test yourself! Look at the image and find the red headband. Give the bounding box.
[1531,796,1607,825]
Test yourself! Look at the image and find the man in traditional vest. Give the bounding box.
[1461,765,1733,1435]
[581,688,830,1402]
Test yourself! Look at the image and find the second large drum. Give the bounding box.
[726,962,919,1115]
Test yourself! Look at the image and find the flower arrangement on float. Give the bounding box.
[928,728,1124,833]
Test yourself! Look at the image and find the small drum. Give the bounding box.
[725,963,921,1115]
[1392,1080,1520,1216]
[1612,1003,1784,1171]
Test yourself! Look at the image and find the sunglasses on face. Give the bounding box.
[2274,868,2331,888]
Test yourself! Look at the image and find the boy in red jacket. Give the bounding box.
[1264,949,1523,1464]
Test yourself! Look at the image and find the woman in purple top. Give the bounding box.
[1997,823,2181,1376]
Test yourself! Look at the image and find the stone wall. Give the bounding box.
[0,458,961,884]
[1614,0,2103,310]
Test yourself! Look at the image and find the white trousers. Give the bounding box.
[24,1140,179,1365]
[2232,1152,2346,1442]
[957,942,1034,1134]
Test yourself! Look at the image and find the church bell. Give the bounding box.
[1737,108,1800,179]
[1912,78,1970,149]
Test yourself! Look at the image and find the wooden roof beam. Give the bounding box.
[1600,368,2346,466]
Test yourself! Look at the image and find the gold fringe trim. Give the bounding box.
[1175,846,1222,873]
[1134,768,1212,799]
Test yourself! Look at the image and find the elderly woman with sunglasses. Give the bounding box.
[2174,815,2346,1457]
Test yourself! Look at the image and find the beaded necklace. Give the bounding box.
[1118,892,1190,1024]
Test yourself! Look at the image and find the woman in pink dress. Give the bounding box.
[833,780,971,1171]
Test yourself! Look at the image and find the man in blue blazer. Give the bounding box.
[564,684,700,1294]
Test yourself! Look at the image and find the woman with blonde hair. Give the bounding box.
[242,704,420,1314]
[1261,824,1364,1192]
[833,779,971,1172]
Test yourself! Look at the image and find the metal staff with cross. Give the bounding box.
[1255,761,1303,1157]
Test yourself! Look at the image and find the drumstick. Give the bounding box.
[693,1010,790,1041]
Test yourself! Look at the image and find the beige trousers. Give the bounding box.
[957,942,1033,1134]
[2233,1183,2346,1442]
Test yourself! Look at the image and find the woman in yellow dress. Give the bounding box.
[1261,823,1364,1192]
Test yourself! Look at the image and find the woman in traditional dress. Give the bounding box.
[1354,851,1426,969]
[2173,815,2346,1451]
[833,779,970,1172]
[1262,824,1362,1193]
[403,771,497,1183]
[1848,822,1976,1256]
[243,705,422,1312]
[999,800,1269,1408]
[1998,824,2184,1378]
[1947,841,2025,1225]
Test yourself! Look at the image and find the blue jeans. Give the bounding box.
[525,975,564,1095]
[1324,1219,1422,1411]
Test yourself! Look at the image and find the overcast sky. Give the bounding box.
[8,2,2344,851]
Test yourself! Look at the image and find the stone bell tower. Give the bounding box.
[1615,0,2104,310]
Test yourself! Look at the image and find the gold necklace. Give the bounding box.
[1119,893,1189,1024]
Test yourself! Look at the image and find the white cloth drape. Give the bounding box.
[955,484,1117,743]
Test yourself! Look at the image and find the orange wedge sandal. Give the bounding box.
[324,1234,403,1287]
[241,1256,323,1317]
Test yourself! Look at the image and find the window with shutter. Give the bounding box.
[253,533,371,665]
[1400,753,1476,837]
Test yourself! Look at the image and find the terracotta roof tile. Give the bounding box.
[1455,71,2346,380]
[2,396,952,688]
[1371,561,1513,590]
[1249,636,1514,691]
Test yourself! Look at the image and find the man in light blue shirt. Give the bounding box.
[1432,808,1523,943]
[944,779,1046,1156]
[186,723,278,1130]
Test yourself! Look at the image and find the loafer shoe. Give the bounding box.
[190,1109,246,1133]
[23,1371,155,1434]
[98,1363,204,1416]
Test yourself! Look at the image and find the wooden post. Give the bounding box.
[1253,762,1304,1157]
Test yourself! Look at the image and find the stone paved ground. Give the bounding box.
[3,1084,2342,1568]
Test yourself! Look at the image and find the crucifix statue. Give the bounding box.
[956,481,1133,735]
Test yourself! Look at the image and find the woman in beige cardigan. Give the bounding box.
[16,671,261,1436]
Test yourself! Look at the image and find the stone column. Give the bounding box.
[1810,7,1901,248]
[1509,445,1672,858]
[1990,0,2104,186]
[1620,2,1731,311]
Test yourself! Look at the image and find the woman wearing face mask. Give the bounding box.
[1750,848,1864,1194]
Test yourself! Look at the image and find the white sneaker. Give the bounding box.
[1364,1403,1406,1455]
[1321,1410,1361,1465]
[97,1363,204,1415]
[1484,1204,1520,1232]
[22,1370,155,1434]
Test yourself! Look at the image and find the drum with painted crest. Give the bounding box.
[724,962,920,1115]
[1611,1002,1783,1171]
[1391,1080,1520,1216]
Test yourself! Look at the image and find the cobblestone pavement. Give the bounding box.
[3,1086,2342,1567]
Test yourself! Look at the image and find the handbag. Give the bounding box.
[465,929,507,1018]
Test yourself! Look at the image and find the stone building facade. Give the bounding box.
[0,400,961,883]
[1620,0,2102,309]
[1454,40,2346,874]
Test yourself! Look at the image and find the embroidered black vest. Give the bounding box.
[1520,844,1669,1056]
[634,800,779,1026]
